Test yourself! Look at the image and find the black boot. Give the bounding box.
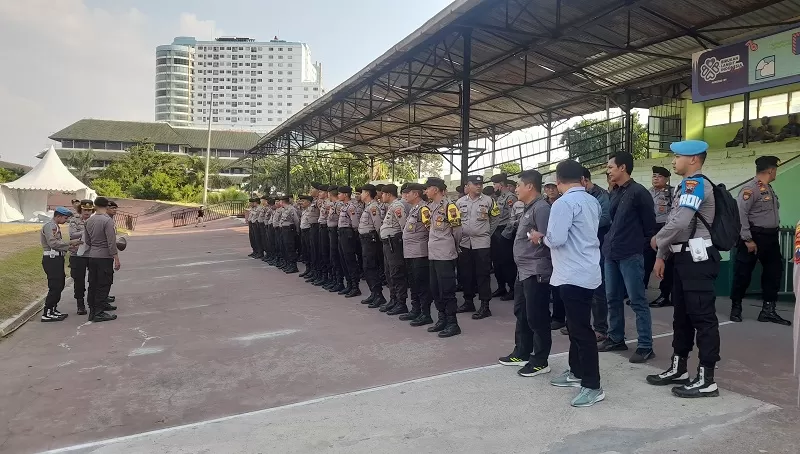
[438,315,462,338]
[427,312,447,332]
[284,263,299,274]
[491,288,507,298]
[345,284,362,298]
[757,301,792,326]
[500,290,514,301]
[379,298,395,313]
[90,311,117,323]
[399,308,421,321]
[730,300,743,322]
[298,268,310,278]
[361,292,376,305]
[472,301,492,320]
[368,293,387,309]
[76,299,87,316]
[672,366,719,398]
[387,301,408,316]
[328,280,345,293]
[649,294,672,308]
[456,299,476,314]
[410,310,434,326]
[312,274,327,286]
[646,355,690,386]
[338,281,352,295]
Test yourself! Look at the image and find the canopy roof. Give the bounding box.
[250,0,800,161]
[3,146,89,192]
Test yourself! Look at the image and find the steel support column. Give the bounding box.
[490,128,497,168]
[347,162,352,186]
[546,111,553,162]
[391,152,396,181]
[743,92,751,148]
[625,91,633,154]
[606,96,611,156]
[370,156,375,181]
[460,28,472,185]
[285,151,291,195]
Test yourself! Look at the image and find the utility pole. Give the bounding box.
[203,110,212,205]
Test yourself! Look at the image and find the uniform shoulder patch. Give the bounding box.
[394,206,403,218]
[446,203,461,227]
[491,200,501,217]
[420,206,431,227]
[506,198,514,206]
[371,207,377,216]
[742,189,752,201]
[678,177,705,211]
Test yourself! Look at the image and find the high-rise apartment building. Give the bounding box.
[155,36,324,132]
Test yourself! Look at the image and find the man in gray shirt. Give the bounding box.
[358,184,387,308]
[402,183,434,326]
[84,197,119,323]
[41,207,82,322]
[379,184,409,315]
[279,196,300,274]
[498,170,554,378]
[337,186,363,298]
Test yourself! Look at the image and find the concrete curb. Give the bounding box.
[0,278,74,338]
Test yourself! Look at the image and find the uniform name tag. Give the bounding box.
[679,194,702,211]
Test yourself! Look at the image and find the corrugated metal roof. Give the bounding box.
[252,0,800,158]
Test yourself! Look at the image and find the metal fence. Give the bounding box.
[170,201,247,228]
[114,210,138,231]
[728,225,797,296]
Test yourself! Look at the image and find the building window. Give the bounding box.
[730,99,759,123]
[759,93,789,117]
[705,105,730,127]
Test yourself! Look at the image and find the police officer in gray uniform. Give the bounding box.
[258,196,271,263]
[456,175,500,319]
[313,186,331,286]
[646,140,721,398]
[264,198,277,264]
[645,166,675,308]
[325,188,346,293]
[279,196,300,274]
[247,198,262,258]
[305,184,326,283]
[401,183,435,326]
[337,186,363,298]
[491,173,519,301]
[41,207,81,322]
[380,184,409,315]
[730,156,790,325]
[424,177,463,338]
[272,196,286,269]
[358,184,387,307]
[299,195,314,275]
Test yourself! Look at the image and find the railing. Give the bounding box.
[729,225,797,296]
[170,201,247,227]
[114,210,138,231]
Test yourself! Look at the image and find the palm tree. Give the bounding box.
[65,149,96,184]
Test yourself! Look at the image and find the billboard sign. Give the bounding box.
[692,26,800,102]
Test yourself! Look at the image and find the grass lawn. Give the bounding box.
[0,246,49,321]
[0,224,41,237]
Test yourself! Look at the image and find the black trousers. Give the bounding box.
[730,229,782,303]
[338,227,360,283]
[430,259,457,316]
[491,229,516,291]
[248,222,257,253]
[560,284,601,389]
[264,225,274,258]
[258,224,268,255]
[328,227,343,280]
[282,226,298,263]
[672,250,721,368]
[300,228,311,264]
[309,224,319,271]
[406,257,432,313]
[87,258,114,314]
[69,255,88,301]
[42,255,66,311]
[551,284,565,323]
[275,224,285,260]
[458,247,492,302]
[318,225,329,272]
[513,275,552,365]
[382,236,407,303]
[360,233,383,293]
[643,223,673,297]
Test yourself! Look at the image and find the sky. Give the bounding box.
[0,0,454,165]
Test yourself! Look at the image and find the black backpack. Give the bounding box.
[692,175,741,251]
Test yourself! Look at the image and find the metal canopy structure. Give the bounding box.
[249,0,800,182]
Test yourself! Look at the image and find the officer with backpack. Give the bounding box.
[647,140,736,398]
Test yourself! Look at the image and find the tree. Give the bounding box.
[65,149,96,184]
[498,162,521,175]
[0,167,17,183]
[91,178,125,198]
[559,112,648,168]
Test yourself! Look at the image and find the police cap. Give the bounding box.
[424,177,446,190]
[54,206,73,217]
[338,186,353,194]
[299,195,313,201]
[400,183,410,193]
[79,199,94,210]
[755,155,780,172]
[652,166,671,178]
[361,184,376,192]
[248,197,259,203]
[375,184,385,192]
[465,175,484,185]
[280,196,291,202]
[669,139,708,156]
[455,185,463,194]
[310,182,322,190]
[383,184,399,197]
[482,186,497,197]
[108,200,118,208]
[490,173,509,184]
[407,183,426,192]
[267,197,275,204]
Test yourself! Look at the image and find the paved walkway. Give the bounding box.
[0,218,796,453]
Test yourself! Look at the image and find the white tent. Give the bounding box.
[0,146,96,222]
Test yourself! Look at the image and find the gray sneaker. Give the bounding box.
[550,369,582,387]
[571,387,605,407]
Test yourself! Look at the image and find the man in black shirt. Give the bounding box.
[598,152,657,363]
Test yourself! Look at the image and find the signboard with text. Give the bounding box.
[692,26,800,102]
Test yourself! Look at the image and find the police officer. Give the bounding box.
[69,200,94,315]
[358,184,387,307]
[337,186,363,298]
[41,207,81,322]
[263,198,276,265]
[325,188,346,293]
[272,195,285,268]
[279,196,300,274]
[247,198,260,258]
[424,177,462,337]
[304,184,324,282]
[258,196,270,262]
[491,173,518,301]
[402,183,435,326]
[456,175,500,319]
[647,140,721,398]
[299,195,314,275]
[380,184,410,315]
[730,155,789,325]
[84,197,119,323]
[646,166,675,308]
[313,186,331,286]
[254,198,266,259]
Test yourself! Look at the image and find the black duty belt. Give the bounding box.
[750,225,778,234]
[381,234,400,243]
